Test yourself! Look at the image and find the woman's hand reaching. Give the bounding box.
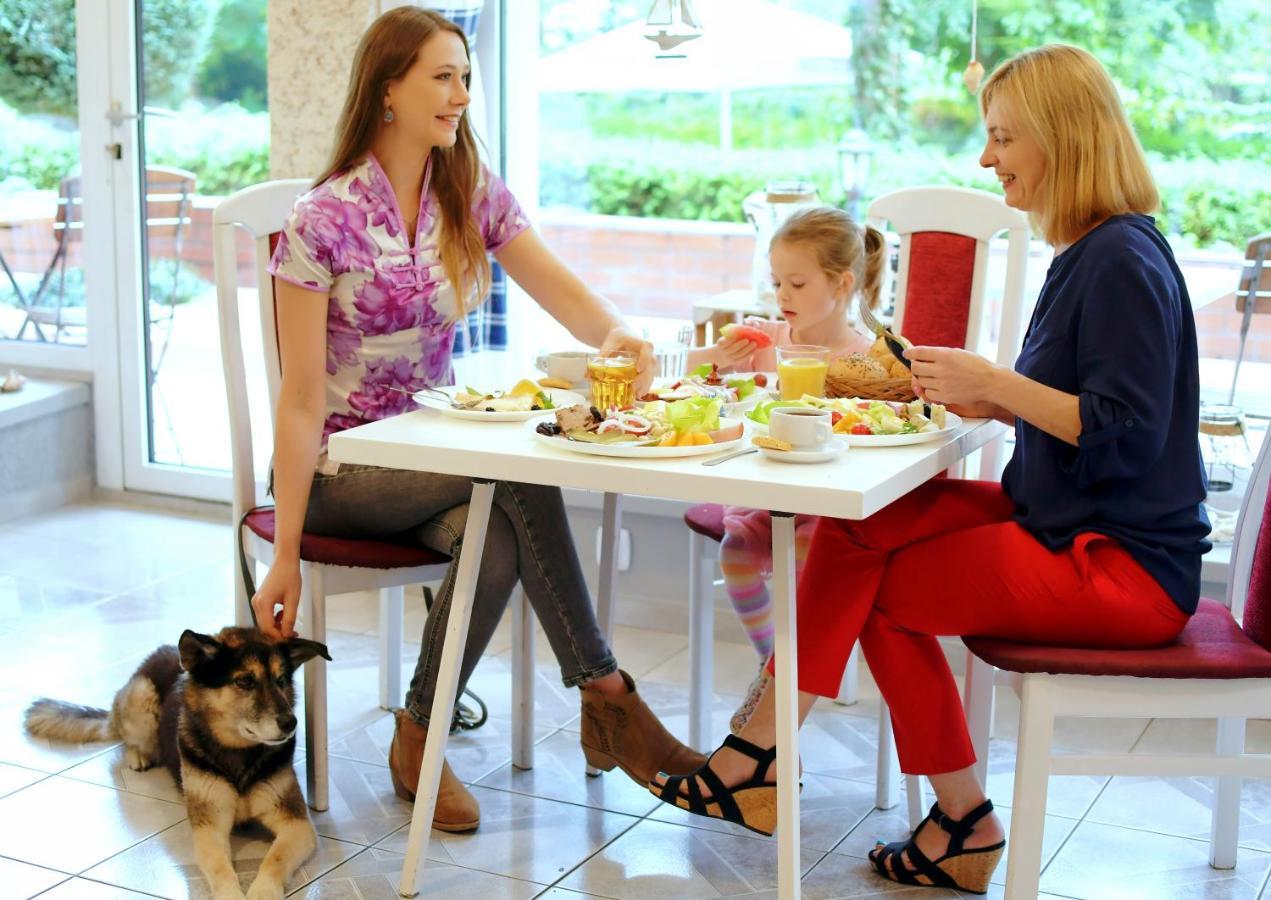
[251,557,302,640]
[600,327,656,395]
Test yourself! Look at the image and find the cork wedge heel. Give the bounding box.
[650,733,787,837]
[869,798,1005,894]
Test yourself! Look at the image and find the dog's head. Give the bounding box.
[178,627,330,748]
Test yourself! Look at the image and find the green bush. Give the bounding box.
[197,0,267,112]
[539,137,1271,250]
[0,0,213,117]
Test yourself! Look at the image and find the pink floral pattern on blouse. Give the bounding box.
[268,153,529,472]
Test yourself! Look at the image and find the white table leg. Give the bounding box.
[771,511,802,900]
[398,480,495,899]
[586,492,623,777]
[511,586,535,770]
[379,586,404,710]
[688,530,715,751]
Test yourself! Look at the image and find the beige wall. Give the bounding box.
[267,1,381,180]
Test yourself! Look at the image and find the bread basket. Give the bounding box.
[824,372,916,402]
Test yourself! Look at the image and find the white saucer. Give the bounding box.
[758,437,847,464]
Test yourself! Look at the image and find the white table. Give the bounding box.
[328,409,1006,899]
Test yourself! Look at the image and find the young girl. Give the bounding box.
[696,208,884,729]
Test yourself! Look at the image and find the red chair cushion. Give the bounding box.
[964,598,1271,679]
[684,503,726,542]
[243,507,450,569]
[900,231,977,349]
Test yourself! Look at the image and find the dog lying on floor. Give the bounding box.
[25,627,330,900]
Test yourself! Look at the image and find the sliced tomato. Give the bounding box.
[831,411,843,425]
[850,423,874,435]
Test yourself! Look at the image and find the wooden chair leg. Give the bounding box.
[1210,717,1246,869]
[1004,675,1055,899]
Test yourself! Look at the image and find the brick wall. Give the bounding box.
[4,200,1267,363]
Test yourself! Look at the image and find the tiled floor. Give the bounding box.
[1,501,1270,898]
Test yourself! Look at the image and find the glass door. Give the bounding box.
[119,0,270,497]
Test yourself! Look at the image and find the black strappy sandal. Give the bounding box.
[649,733,783,836]
[869,799,1005,894]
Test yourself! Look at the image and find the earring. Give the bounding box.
[384,108,394,123]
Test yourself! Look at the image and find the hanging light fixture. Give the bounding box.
[963,0,984,92]
[644,0,702,56]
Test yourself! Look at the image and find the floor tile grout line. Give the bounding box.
[540,811,644,897]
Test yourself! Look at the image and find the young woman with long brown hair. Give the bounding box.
[253,7,703,833]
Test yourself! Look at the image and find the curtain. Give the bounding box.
[419,0,508,357]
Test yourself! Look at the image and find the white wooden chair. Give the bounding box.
[965,423,1271,898]
[211,180,537,811]
[682,185,1031,821]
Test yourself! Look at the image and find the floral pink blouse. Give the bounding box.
[268,153,529,473]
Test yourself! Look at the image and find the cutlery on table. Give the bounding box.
[701,447,759,466]
[857,296,910,370]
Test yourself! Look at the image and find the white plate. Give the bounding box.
[646,374,766,413]
[527,415,747,459]
[842,412,963,446]
[759,437,848,464]
[415,386,585,422]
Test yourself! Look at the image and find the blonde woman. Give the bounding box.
[651,44,1210,894]
[254,7,703,833]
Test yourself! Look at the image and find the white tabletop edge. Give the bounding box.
[327,411,1008,520]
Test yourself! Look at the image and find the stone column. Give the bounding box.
[267,1,379,179]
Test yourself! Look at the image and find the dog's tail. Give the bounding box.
[24,699,116,743]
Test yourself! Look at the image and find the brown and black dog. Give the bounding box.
[25,627,330,900]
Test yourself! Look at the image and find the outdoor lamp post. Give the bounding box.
[644,0,702,56]
[837,128,875,221]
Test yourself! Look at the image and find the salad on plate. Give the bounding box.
[536,396,744,447]
[640,363,766,409]
[748,396,949,436]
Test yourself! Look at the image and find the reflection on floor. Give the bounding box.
[2,501,1270,898]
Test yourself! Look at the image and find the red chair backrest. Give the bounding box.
[1241,439,1271,651]
[898,231,978,349]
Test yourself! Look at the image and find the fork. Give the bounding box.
[857,296,911,370]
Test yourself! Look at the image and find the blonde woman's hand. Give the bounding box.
[251,557,302,640]
[600,327,655,395]
[905,345,1000,408]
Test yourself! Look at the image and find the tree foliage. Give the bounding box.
[0,0,214,117]
[197,0,266,112]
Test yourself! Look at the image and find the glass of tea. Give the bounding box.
[776,344,830,400]
[587,351,639,410]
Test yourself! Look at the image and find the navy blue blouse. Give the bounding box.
[1001,214,1211,614]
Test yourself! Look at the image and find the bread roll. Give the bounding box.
[829,353,890,381]
[888,357,911,379]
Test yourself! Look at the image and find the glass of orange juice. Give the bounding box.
[776,345,830,400]
[587,351,639,410]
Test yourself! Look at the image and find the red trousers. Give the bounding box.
[780,479,1188,775]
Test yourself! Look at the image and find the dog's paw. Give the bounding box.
[244,879,284,900]
[123,746,155,771]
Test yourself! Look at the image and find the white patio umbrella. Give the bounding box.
[536,0,853,150]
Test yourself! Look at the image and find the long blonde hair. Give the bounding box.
[771,207,886,310]
[316,8,489,310]
[979,44,1158,247]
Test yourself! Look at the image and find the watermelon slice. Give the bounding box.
[719,323,774,349]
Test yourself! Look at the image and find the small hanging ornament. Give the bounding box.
[963,0,984,92]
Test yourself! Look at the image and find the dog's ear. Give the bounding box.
[286,638,332,668]
[178,630,221,672]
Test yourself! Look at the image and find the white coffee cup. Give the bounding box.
[534,350,589,385]
[769,407,832,450]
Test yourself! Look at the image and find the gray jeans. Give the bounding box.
[304,464,618,726]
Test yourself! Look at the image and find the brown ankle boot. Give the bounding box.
[579,670,707,786]
[388,710,480,833]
